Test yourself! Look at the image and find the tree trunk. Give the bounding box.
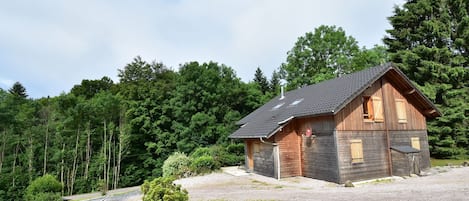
[107,127,112,190]
[28,132,33,182]
[61,143,65,195]
[43,118,49,175]
[70,129,80,195]
[0,129,6,174]
[103,120,108,193]
[12,142,19,187]
[84,122,91,180]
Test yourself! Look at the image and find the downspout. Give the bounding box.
[259,137,280,180]
[382,79,393,176]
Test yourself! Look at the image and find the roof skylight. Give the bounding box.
[271,103,285,110]
[289,98,304,106]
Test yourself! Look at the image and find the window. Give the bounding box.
[363,96,384,122]
[253,142,260,153]
[271,102,285,110]
[289,98,304,106]
[363,96,373,120]
[396,99,407,123]
[350,139,364,163]
[411,137,420,150]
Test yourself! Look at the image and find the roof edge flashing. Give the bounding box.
[278,116,294,125]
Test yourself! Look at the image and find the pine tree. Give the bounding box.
[253,67,269,94]
[8,82,27,98]
[384,0,469,158]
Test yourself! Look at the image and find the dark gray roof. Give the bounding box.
[229,63,440,139]
[391,146,420,153]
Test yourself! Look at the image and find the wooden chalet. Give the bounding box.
[229,63,440,183]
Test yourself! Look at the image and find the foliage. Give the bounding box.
[162,152,193,178]
[280,25,388,90]
[280,25,359,89]
[23,174,62,201]
[253,67,270,95]
[190,155,218,174]
[8,81,28,98]
[141,177,188,201]
[384,0,469,158]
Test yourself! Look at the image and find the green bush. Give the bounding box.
[24,174,62,201]
[226,143,244,155]
[162,152,193,178]
[190,147,211,158]
[191,155,219,174]
[141,177,188,201]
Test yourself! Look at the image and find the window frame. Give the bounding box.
[362,96,374,121]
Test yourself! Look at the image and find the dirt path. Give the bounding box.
[175,166,469,201]
[63,186,141,201]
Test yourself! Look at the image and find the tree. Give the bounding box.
[70,76,114,99]
[253,67,269,94]
[8,82,27,98]
[269,70,281,94]
[23,174,62,201]
[280,25,360,89]
[384,0,469,158]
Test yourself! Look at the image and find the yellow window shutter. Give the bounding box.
[411,137,420,150]
[372,96,384,122]
[396,99,407,123]
[350,139,364,163]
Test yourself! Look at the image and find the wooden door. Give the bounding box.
[246,141,254,170]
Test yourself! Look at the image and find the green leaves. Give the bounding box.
[385,0,469,158]
[281,25,387,90]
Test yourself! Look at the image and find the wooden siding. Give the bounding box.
[335,81,385,131]
[244,139,275,177]
[382,79,427,130]
[389,130,431,170]
[275,122,302,178]
[302,132,340,182]
[335,78,427,131]
[336,131,390,183]
[391,150,422,176]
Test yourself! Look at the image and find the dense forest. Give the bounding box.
[0,0,468,200]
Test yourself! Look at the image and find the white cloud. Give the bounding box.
[0,0,405,98]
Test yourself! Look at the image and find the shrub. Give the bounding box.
[162,152,193,178]
[191,155,219,174]
[226,143,244,155]
[190,147,211,158]
[24,174,62,201]
[141,177,188,201]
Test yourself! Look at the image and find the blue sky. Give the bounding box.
[0,0,404,98]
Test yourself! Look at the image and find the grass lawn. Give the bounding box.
[431,158,468,167]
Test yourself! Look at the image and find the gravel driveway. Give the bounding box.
[175,166,469,201]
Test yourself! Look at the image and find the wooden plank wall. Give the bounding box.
[336,130,390,183]
[389,130,431,170]
[382,79,427,130]
[295,116,340,182]
[275,122,302,178]
[245,139,275,177]
[335,78,427,131]
[302,133,339,182]
[335,81,385,131]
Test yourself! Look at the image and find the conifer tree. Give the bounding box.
[384,0,469,158]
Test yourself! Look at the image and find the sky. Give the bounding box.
[0,0,404,99]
